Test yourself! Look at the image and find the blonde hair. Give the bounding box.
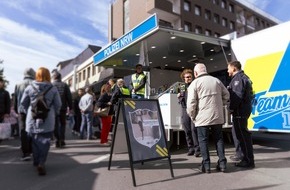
[100,84,110,95]
[35,67,51,82]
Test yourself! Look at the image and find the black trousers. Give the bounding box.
[54,110,67,142]
[181,108,200,153]
[19,114,32,155]
[232,117,254,164]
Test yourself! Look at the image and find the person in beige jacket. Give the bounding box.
[187,63,229,174]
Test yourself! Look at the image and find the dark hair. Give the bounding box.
[135,64,143,68]
[228,61,242,70]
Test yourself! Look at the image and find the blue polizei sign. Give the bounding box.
[94,14,158,66]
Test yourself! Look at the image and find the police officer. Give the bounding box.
[227,60,255,168]
[177,69,200,157]
[130,64,146,99]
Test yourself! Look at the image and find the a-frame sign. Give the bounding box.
[108,98,174,186]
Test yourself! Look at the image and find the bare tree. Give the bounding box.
[0,59,9,88]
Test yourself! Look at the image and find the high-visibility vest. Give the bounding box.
[131,73,145,95]
[120,87,130,96]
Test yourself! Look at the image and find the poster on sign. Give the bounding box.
[122,99,169,162]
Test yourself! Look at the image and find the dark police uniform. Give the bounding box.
[228,70,255,166]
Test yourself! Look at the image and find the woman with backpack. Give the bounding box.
[20,67,61,176]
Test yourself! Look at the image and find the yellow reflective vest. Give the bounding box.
[131,73,145,95]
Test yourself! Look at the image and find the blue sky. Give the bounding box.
[1,0,290,94]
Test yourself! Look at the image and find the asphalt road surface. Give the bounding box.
[1,130,290,190]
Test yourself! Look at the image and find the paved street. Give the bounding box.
[1,130,290,190]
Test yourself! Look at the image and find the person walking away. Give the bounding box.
[14,68,34,161]
[177,69,200,157]
[20,67,61,176]
[72,88,84,135]
[78,87,94,140]
[51,70,73,148]
[130,64,147,99]
[187,63,229,173]
[96,84,113,145]
[227,60,255,168]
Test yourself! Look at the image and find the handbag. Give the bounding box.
[0,122,11,140]
[94,106,110,117]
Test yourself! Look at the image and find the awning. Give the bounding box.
[93,14,231,73]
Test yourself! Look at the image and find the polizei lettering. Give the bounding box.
[104,32,133,58]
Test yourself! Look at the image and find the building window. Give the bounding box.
[229,4,234,13]
[205,9,211,20]
[83,70,86,81]
[205,29,211,36]
[92,65,96,75]
[213,0,219,5]
[195,25,202,34]
[222,17,227,27]
[159,19,172,28]
[221,0,226,9]
[194,5,201,16]
[214,14,220,24]
[78,73,81,82]
[255,18,260,26]
[214,33,220,37]
[184,1,191,12]
[87,66,91,78]
[184,21,192,32]
[68,78,72,87]
[230,21,235,30]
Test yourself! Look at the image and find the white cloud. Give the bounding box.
[0,17,82,94]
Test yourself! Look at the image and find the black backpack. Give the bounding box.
[31,85,53,121]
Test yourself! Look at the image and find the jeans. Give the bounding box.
[80,111,93,139]
[31,132,53,166]
[197,124,227,170]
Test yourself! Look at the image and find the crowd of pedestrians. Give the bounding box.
[0,60,255,176]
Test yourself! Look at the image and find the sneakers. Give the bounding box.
[229,155,242,162]
[20,154,31,161]
[194,152,201,157]
[187,151,194,156]
[198,165,211,174]
[216,165,226,172]
[235,160,255,169]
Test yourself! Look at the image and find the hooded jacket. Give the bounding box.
[20,81,61,134]
[14,68,35,114]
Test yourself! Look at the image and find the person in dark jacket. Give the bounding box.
[177,69,200,157]
[51,70,73,148]
[227,60,255,169]
[72,88,84,135]
[0,77,10,123]
[14,68,34,161]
